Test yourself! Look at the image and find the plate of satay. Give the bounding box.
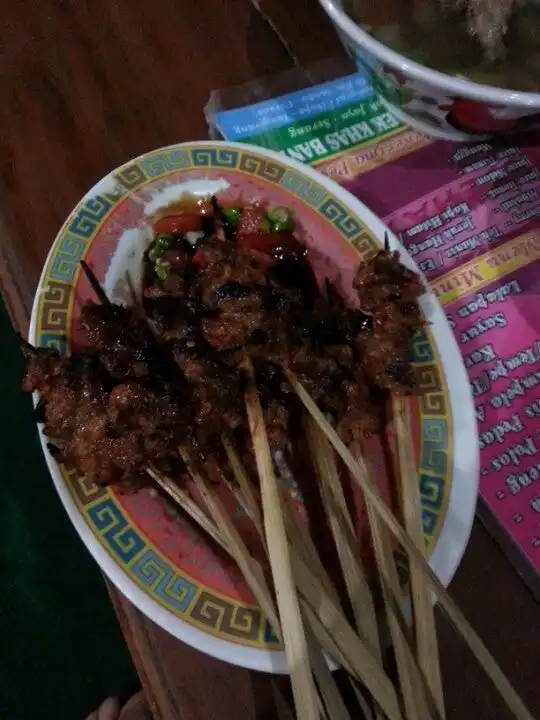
[25,141,495,719]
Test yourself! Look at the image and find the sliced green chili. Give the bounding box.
[266,206,290,225]
[155,234,176,250]
[154,264,170,283]
[222,207,241,225]
[271,218,295,233]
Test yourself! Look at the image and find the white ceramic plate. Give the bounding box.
[30,141,479,672]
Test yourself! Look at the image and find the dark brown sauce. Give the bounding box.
[150,194,212,222]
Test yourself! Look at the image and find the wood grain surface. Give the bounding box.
[2,1,539,718]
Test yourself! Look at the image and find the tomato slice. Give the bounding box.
[237,231,304,256]
[152,214,201,235]
[191,248,209,268]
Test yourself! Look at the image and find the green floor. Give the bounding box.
[0,298,136,719]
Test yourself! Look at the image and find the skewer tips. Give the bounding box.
[16,332,38,357]
[80,260,111,305]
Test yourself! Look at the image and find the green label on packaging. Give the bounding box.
[212,72,404,164]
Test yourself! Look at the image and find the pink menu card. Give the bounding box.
[320,130,540,595]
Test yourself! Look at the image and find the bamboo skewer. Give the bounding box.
[300,602,355,678]
[223,434,404,720]
[286,369,535,720]
[150,457,404,719]
[223,435,337,612]
[220,443,366,720]
[232,425,379,718]
[306,626,352,720]
[363,473,432,720]
[222,439,338,611]
[349,679,376,720]
[393,396,445,719]
[222,435,264,532]
[292,548,402,720]
[223,433,334,601]
[177,446,282,642]
[151,470,332,720]
[80,260,111,305]
[224,440,336,604]
[147,466,229,554]
[304,414,414,720]
[161,456,352,720]
[151,460,352,685]
[304,415,381,661]
[278,482,338,604]
[243,361,321,720]
[223,432,339,620]
[240,372,400,718]
[221,437,339,692]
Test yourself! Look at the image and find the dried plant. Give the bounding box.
[451,0,523,57]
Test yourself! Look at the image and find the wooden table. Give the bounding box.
[2,1,540,718]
